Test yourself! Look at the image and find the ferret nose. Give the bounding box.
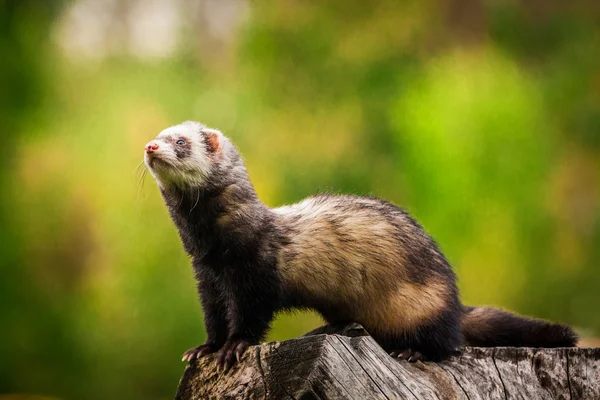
[145,142,159,153]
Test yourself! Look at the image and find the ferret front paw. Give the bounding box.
[182,343,219,362]
[215,338,251,371]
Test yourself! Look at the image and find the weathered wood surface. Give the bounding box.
[175,324,600,399]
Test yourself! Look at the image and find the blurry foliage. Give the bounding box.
[1,1,599,399]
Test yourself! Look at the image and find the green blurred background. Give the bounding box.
[1,0,599,399]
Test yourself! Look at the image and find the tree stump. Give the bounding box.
[175,324,599,399]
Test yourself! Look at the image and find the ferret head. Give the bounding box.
[144,121,229,190]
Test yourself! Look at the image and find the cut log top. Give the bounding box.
[175,324,600,399]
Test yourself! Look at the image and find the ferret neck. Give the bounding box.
[160,180,269,257]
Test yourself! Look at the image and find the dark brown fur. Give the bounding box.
[462,306,577,347]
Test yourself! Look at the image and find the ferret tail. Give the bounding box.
[461,305,578,347]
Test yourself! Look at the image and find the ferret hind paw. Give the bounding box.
[390,348,424,362]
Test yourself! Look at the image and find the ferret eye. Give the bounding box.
[176,139,186,146]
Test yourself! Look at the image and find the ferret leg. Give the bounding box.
[216,279,276,370]
[182,277,228,362]
[374,310,463,362]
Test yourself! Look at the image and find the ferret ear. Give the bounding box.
[201,128,222,154]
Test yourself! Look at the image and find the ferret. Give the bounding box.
[143,121,577,369]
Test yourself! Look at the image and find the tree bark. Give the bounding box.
[175,324,599,399]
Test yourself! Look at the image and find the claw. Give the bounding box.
[408,351,423,362]
[391,348,424,362]
[235,341,248,363]
[215,338,251,371]
[182,343,218,363]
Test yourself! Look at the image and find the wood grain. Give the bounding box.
[175,324,599,399]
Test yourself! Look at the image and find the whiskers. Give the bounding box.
[135,160,149,203]
[135,158,203,215]
[190,187,201,214]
